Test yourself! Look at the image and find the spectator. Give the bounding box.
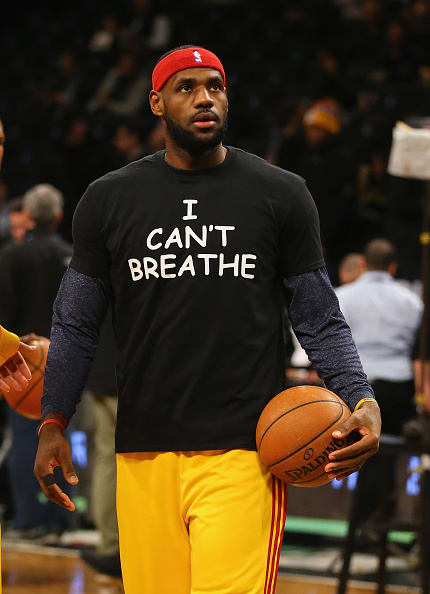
[81,312,121,578]
[1,2,429,288]
[87,53,150,119]
[42,113,108,242]
[338,252,366,286]
[122,0,172,55]
[146,120,165,153]
[35,52,87,123]
[276,98,357,277]
[336,238,423,522]
[89,15,121,56]
[8,197,33,245]
[112,120,147,168]
[0,184,73,542]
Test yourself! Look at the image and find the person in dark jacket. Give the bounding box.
[0,183,73,542]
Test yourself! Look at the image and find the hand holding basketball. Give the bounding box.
[1,335,50,419]
[256,386,381,487]
[0,339,36,393]
[324,399,381,482]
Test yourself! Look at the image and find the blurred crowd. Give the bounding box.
[0,0,429,281]
[0,1,429,576]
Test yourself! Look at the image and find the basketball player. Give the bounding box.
[0,117,34,394]
[34,47,381,594]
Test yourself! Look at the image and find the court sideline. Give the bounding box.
[1,548,420,594]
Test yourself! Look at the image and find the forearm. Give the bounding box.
[42,267,112,422]
[284,267,375,411]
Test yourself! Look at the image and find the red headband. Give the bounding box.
[152,47,226,91]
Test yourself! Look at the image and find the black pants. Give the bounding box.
[355,378,415,524]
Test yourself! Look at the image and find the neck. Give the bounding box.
[164,139,227,170]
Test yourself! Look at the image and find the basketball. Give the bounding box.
[2,336,50,419]
[256,385,356,487]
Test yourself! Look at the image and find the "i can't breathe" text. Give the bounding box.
[128,199,257,281]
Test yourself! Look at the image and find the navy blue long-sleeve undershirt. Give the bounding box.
[42,266,374,422]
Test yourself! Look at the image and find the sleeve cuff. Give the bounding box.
[353,397,378,412]
[0,326,21,365]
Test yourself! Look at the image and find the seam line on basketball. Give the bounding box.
[266,403,345,468]
[293,470,328,485]
[258,399,346,452]
[13,374,44,410]
[258,399,348,452]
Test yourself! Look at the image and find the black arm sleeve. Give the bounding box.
[284,266,375,411]
[41,266,112,421]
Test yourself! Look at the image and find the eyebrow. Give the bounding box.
[175,74,224,87]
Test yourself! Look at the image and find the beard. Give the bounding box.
[164,109,227,157]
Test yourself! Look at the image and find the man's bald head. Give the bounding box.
[338,252,366,285]
[364,239,397,272]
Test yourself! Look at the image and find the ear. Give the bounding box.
[388,262,398,277]
[149,90,164,117]
[23,210,36,230]
[54,211,63,228]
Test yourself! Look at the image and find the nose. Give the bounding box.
[193,86,214,108]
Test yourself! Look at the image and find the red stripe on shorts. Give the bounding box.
[269,483,288,594]
[266,480,283,594]
[263,478,277,594]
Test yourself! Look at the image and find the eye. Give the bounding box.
[179,84,192,92]
[210,82,223,91]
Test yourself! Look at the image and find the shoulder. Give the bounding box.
[393,281,423,310]
[52,236,73,255]
[230,147,315,221]
[335,281,360,303]
[85,152,162,197]
[0,241,22,261]
[231,147,306,192]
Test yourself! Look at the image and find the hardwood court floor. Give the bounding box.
[1,549,420,594]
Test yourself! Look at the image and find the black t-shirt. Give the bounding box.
[71,147,324,452]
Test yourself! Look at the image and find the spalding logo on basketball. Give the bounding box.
[256,385,357,487]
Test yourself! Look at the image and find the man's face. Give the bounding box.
[10,211,31,245]
[0,122,5,170]
[153,68,228,156]
[304,125,331,148]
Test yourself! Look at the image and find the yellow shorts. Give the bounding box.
[116,449,287,594]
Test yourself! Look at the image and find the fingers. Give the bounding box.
[334,470,360,482]
[38,473,75,511]
[325,434,378,480]
[0,376,10,392]
[0,364,24,391]
[332,417,360,439]
[19,342,37,352]
[34,436,78,512]
[329,433,378,461]
[61,460,79,486]
[13,351,32,381]
[6,354,30,387]
[19,333,38,344]
[325,451,369,478]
